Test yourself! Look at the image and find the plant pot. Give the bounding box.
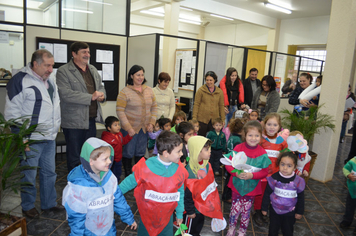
[0,213,27,236]
[304,151,317,184]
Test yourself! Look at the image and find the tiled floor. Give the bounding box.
[1,134,355,235]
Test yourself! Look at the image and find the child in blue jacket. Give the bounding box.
[62,137,137,235]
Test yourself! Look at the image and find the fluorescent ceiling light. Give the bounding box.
[210,14,233,21]
[63,8,93,14]
[264,3,292,14]
[82,0,113,6]
[179,18,201,25]
[180,7,193,11]
[140,10,164,17]
[150,7,165,14]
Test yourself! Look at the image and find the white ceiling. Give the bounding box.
[212,0,332,20]
[131,0,332,27]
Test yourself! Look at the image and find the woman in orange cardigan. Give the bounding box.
[192,71,225,136]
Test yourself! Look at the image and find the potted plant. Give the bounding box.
[0,112,38,235]
[280,105,336,182]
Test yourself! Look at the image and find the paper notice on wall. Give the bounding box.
[0,31,9,43]
[191,68,195,85]
[39,42,54,54]
[53,44,67,63]
[96,49,113,63]
[98,70,103,79]
[192,56,196,69]
[52,68,57,77]
[102,64,114,81]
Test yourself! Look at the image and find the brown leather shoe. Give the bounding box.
[42,204,65,212]
[22,208,40,219]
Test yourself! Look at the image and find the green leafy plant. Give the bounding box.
[0,113,38,207]
[280,104,336,143]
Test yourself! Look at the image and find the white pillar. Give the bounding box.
[311,0,356,182]
[161,2,180,75]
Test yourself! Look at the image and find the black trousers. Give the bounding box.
[342,192,356,223]
[183,212,205,236]
[269,206,295,236]
[210,148,222,173]
[222,172,232,201]
[197,120,213,137]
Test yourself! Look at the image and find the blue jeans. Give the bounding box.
[111,160,122,182]
[63,118,96,172]
[121,129,148,158]
[21,140,57,211]
[225,105,238,127]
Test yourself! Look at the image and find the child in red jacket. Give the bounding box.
[102,116,133,182]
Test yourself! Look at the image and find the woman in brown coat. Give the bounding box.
[192,71,225,136]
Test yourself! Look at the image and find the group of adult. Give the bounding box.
[4,42,177,219]
[192,67,281,136]
[4,42,107,219]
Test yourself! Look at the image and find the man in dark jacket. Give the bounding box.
[243,68,261,107]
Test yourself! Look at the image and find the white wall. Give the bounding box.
[278,15,330,53]
[204,23,270,46]
[0,33,24,71]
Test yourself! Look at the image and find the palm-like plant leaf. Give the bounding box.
[0,113,39,207]
[280,104,336,143]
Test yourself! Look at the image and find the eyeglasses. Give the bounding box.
[262,83,269,87]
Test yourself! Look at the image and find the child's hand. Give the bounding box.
[188,213,196,219]
[130,222,137,230]
[176,218,183,225]
[295,214,302,220]
[303,170,309,177]
[348,174,356,182]
[128,128,136,137]
[237,172,253,180]
[261,211,267,216]
[297,171,302,176]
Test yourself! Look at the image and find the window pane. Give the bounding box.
[0,0,23,23]
[0,24,24,86]
[62,0,126,35]
[27,0,59,27]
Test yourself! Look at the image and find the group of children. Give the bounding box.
[60,104,315,236]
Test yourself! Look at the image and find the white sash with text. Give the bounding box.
[266,150,279,158]
[144,190,180,203]
[201,181,218,201]
[88,194,114,210]
[274,187,297,198]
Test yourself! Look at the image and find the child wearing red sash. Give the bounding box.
[253,113,288,226]
[183,136,224,235]
[119,131,188,236]
[226,121,271,236]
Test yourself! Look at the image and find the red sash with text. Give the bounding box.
[185,163,223,219]
[261,139,288,177]
[133,159,188,236]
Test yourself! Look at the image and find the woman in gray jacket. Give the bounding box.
[251,75,280,120]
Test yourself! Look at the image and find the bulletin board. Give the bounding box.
[36,37,120,101]
[173,49,197,92]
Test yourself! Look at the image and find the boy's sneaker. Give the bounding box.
[339,220,351,228]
